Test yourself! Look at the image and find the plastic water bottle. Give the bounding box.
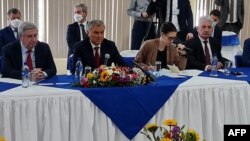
[22,63,30,88]
[210,54,218,77]
[75,58,83,83]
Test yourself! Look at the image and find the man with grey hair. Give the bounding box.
[185,15,227,71]
[72,19,126,73]
[66,3,88,71]
[2,21,57,80]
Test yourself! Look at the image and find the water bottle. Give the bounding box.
[210,54,218,77]
[22,63,30,88]
[75,58,83,83]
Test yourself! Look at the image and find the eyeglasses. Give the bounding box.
[162,34,176,41]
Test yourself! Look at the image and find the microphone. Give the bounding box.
[104,54,110,66]
[172,43,193,54]
[133,61,156,83]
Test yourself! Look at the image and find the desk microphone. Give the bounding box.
[172,43,193,54]
[133,61,155,83]
[104,54,110,66]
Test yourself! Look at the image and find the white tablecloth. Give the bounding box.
[1,76,250,141]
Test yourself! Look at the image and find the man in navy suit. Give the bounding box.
[0,8,22,71]
[66,3,88,70]
[147,0,194,42]
[72,20,126,74]
[185,16,226,71]
[2,22,56,80]
[242,38,250,67]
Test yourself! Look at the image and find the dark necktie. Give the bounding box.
[169,0,173,22]
[230,0,234,22]
[94,47,100,68]
[80,24,87,40]
[203,41,211,65]
[26,50,33,70]
[14,28,18,39]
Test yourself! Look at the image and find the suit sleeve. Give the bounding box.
[186,0,194,33]
[2,44,22,79]
[110,42,127,66]
[43,44,57,78]
[185,40,207,70]
[66,24,78,51]
[242,38,250,67]
[0,30,5,56]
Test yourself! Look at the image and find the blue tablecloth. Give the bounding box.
[39,75,191,139]
[0,82,20,92]
[221,34,240,46]
[199,68,250,83]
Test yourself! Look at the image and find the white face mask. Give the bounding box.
[10,19,22,28]
[212,21,218,28]
[74,14,83,22]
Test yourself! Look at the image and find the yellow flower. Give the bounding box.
[187,128,200,141]
[163,119,177,126]
[146,123,158,129]
[0,136,6,141]
[145,123,158,133]
[161,138,172,141]
[100,71,109,82]
[86,73,94,79]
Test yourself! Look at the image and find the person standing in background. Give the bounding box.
[147,0,194,42]
[66,3,88,70]
[0,8,22,59]
[127,0,156,50]
[215,0,244,34]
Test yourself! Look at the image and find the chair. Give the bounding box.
[120,50,138,67]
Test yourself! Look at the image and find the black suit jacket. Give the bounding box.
[150,0,193,39]
[0,26,17,56]
[2,41,57,79]
[72,37,126,73]
[66,22,87,56]
[185,36,225,70]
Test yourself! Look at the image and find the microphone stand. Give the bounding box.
[133,61,156,84]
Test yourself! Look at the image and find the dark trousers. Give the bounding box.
[131,20,156,50]
[222,22,241,34]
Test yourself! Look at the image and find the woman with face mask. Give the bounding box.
[66,3,88,73]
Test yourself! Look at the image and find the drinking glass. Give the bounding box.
[224,61,232,76]
[84,66,91,77]
[155,61,162,71]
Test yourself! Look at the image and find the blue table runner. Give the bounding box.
[39,75,191,139]
[199,68,250,83]
[0,82,20,93]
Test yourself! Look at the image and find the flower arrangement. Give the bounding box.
[141,119,204,141]
[79,65,147,87]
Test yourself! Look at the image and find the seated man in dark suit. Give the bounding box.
[185,15,226,71]
[242,38,250,67]
[72,19,126,73]
[0,8,22,71]
[2,22,57,80]
[193,9,222,48]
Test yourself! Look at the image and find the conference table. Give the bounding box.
[1,69,250,141]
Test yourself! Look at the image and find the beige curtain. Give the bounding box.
[0,0,132,58]
[1,0,249,58]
